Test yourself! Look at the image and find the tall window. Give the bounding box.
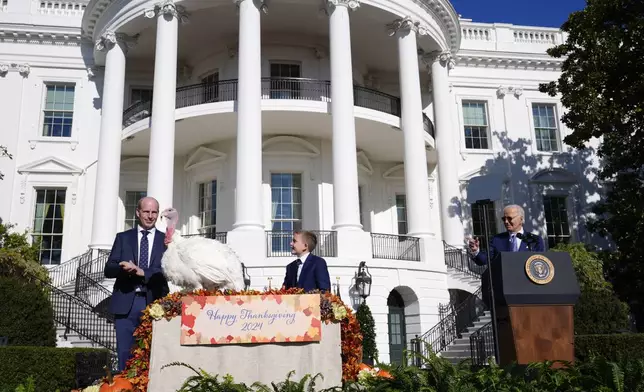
[130,88,152,105]
[198,180,217,237]
[202,72,219,103]
[543,196,570,248]
[43,83,75,137]
[532,103,560,152]
[395,194,408,235]
[124,191,146,230]
[271,173,302,232]
[32,189,66,265]
[471,200,497,250]
[270,63,301,99]
[462,101,489,149]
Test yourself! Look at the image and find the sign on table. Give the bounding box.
[180,294,322,345]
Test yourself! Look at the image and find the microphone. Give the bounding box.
[516,232,536,251]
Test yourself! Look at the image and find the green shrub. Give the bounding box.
[575,334,644,361]
[355,303,377,365]
[0,276,55,347]
[551,243,631,334]
[0,222,47,284]
[0,347,109,392]
[575,288,631,334]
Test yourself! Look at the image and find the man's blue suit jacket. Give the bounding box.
[282,254,331,292]
[473,231,545,266]
[104,228,169,315]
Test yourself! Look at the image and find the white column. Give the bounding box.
[430,52,464,245]
[388,18,432,237]
[89,32,133,249]
[327,0,361,231]
[145,1,184,212]
[232,0,264,231]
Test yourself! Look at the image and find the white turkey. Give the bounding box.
[160,207,246,292]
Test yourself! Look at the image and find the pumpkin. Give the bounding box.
[358,363,372,371]
[99,366,133,392]
[376,369,393,379]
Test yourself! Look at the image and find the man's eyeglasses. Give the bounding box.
[502,216,516,222]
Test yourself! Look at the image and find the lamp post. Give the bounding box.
[355,261,372,303]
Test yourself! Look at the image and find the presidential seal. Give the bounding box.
[525,254,555,285]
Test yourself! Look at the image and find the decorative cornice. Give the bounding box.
[387,17,429,36]
[0,62,30,78]
[94,30,138,52]
[144,0,190,23]
[408,0,461,54]
[87,66,103,80]
[496,86,523,98]
[454,53,563,71]
[0,29,83,46]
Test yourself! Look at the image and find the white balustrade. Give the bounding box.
[38,1,86,16]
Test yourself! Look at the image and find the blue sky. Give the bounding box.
[450,0,587,28]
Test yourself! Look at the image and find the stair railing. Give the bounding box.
[443,242,487,278]
[469,321,495,367]
[48,250,93,287]
[410,287,487,364]
[37,272,117,352]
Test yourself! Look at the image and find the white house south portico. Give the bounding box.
[1,0,588,365]
[84,0,464,259]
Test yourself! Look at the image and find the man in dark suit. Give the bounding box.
[282,231,331,292]
[104,196,169,371]
[468,204,545,266]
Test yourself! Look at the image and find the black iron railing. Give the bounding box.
[74,269,114,322]
[77,249,110,283]
[371,233,421,261]
[266,230,337,257]
[48,250,93,287]
[444,242,486,278]
[183,231,228,243]
[122,77,402,127]
[469,321,495,367]
[44,275,117,352]
[410,287,487,363]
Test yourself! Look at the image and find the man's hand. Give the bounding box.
[467,237,480,253]
[119,261,144,276]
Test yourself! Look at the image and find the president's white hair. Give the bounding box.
[504,204,525,220]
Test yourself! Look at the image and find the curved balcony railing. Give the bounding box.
[122,77,402,128]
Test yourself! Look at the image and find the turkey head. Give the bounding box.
[161,207,179,245]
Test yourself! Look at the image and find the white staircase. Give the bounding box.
[439,311,492,365]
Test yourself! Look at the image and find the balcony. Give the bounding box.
[266,231,337,258]
[122,77,401,128]
[371,233,421,262]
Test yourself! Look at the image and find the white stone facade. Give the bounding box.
[0,0,603,363]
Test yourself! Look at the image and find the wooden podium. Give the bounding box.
[484,251,580,366]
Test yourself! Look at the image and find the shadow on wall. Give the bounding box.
[447,131,611,251]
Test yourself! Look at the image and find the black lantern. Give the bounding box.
[355,261,372,301]
[242,263,251,290]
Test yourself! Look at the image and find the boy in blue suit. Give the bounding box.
[468,204,545,266]
[104,196,169,371]
[282,231,331,292]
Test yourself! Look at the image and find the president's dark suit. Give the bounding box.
[283,254,331,292]
[104,227,169,370]
[473,231,545,266]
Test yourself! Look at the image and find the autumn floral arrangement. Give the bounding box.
[120,287,363,392]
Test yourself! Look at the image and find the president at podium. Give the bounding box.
[467,204,545,266]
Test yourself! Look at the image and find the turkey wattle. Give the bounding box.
[160,207,245,292]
